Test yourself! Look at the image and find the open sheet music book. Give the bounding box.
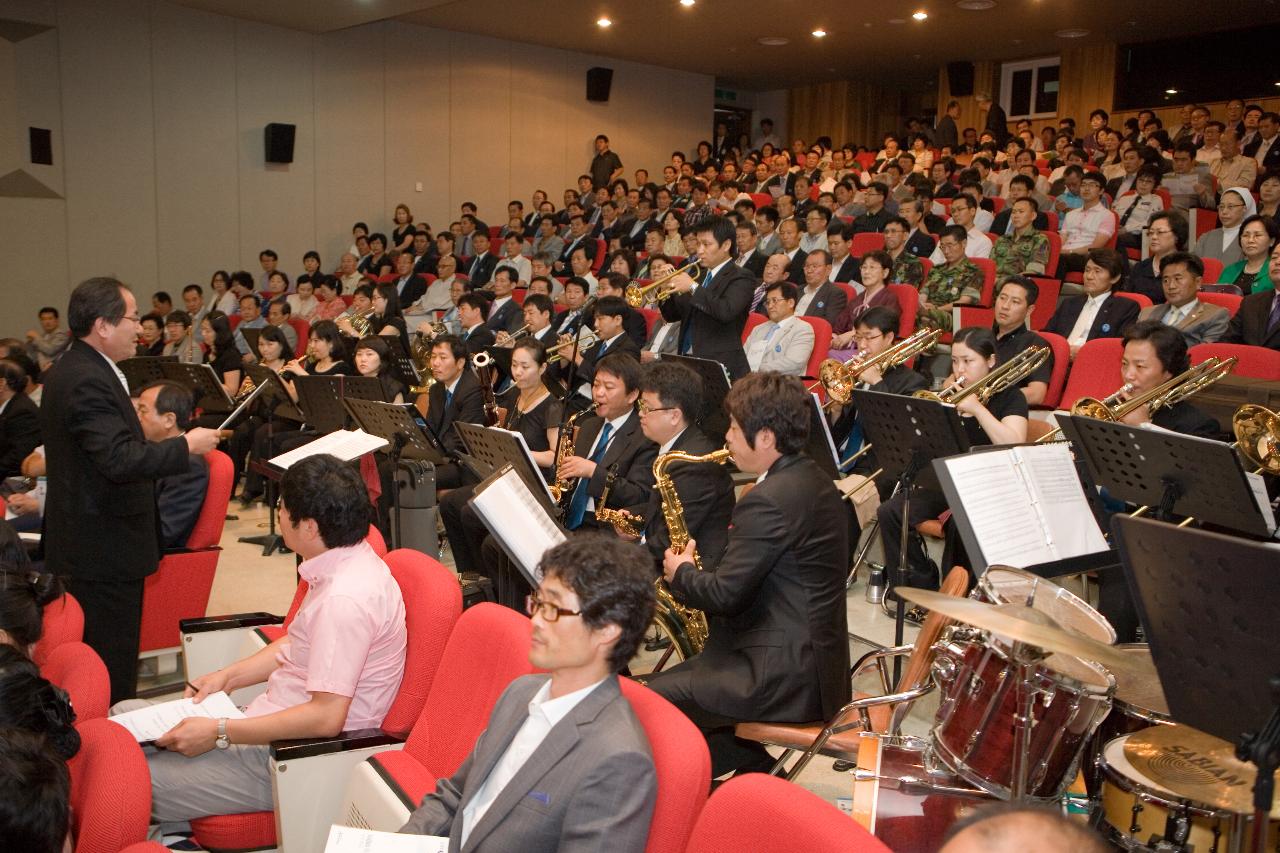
[469,465,566,586]
[111,692,244,745]
[269,429,389,469]
[324,826,448,852]
[938,443,1109,570]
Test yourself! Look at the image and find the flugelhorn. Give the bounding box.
[808,328,942,406]
[912,345,1051,406]
[547,328,600,364]
[624,260,701,307]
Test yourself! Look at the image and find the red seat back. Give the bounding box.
[740,311,768,342]
[955,306,995,330]
[378,549,463,737]
[639,307,661,338]
[1198,292,1242,317]
[1189,343,1280,380]
[366,523,388,556]
[749,193,772,209]
[288,317,310,358]
[1201,257,1225,284]
[797,316,832,381]
[618,679,711,853]
[1044,210,1059,231]
[1060,338,1124,409]
[684,773,892,853]
[849,232,885,258]
[70,718,151,853]
[1041,231,1062,278]
[185,449,233,550]
[403,603,536,780]
[1039,331,1071,409]
[34,592,84,667]
[971,258,997,305]
[227,314,241,331]
[1028,277,1063,331]
[41,641,109,721]
[886,284,919,339]
[1114,291,1152,310]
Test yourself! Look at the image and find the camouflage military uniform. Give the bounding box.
[992,229,1050,283]
[890,252,924,287]
[918,259,983,331]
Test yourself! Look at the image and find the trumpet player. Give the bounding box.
[571,297,641,403]
[495,294,556,348]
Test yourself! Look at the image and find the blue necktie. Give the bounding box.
[565,422,613,529]
[445,389,454,409]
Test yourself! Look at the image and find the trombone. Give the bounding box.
[547,328,600,364]
[807,328,941,407]
[624,261,701,307]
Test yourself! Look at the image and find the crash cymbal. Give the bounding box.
[1124,725,1280,818]
[1110,644,1169,716]
[897,587,1133,669]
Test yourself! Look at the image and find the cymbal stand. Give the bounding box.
[1235,675,1280,853]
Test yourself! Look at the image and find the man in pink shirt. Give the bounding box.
[141,454,406,824]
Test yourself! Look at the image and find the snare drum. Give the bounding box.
[975,565,1116,644]
[1099,733,1278,852]
[932,639,1114,800]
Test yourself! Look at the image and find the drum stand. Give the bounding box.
[1008,642,1051,802]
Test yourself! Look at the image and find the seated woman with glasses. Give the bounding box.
[1194,187,1255,267]
[826,250,901,361]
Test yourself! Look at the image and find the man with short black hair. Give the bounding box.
[743,281,814,375]
[483,267,523,335]
[425,334,486,487]
[456,294,496,354]
[25,307,69,365]
[991,277,1053,406]
[882,217,925,286]
[734,220,767,277]
[135,379,209,549]
[795,250,847,326]
[991,198,1050,284]
[0,359,40,479]
[929,195,991,264]
[827,223,859,283]
[1056,172,1116,278]
[851,183,892,233]
[1138,252,1229,346]
[589,133,624,189]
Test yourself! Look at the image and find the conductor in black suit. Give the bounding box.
[1042,248,1141,358]
[1221,288,1280,352]
[648,372,851,778]
[0,360,40,479]
[423,334,486,489]
[40,277,220,702]
[636,362,735,571]
[660,216,755,381]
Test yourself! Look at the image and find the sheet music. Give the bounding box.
[469,467,565,586]
[944,453,1055,566]
[269,429,389,469]
[1245,471,1278,536]
[111,692,244,744]
[1021,443,1109,557]
[324,826,448,853]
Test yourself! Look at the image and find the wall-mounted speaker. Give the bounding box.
[29,128,52,165]
[586,67,613,102]
[264,123,296,164]
[947,62,975,97]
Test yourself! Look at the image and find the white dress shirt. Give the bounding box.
[1162,299,1198,327]
[1067,293,1110,349]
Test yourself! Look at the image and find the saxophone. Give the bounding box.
[549,404,597,504]
[652,446,732,660]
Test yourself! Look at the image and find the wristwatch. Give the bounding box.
[215,718,231,750]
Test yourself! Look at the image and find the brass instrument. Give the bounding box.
[1072,357,1236,423]
[1232,404,1280,476]
[651,446,732,661]
[912,345,1051,406]
[344,307,374,337]
[808,328,942,407]
[549,405,597,503]
[596,467,645,538]
[408,330,438,396]
[1036,383,1133,443]
[499,324,532,345]
[546,328,600,364]
[232,374,258,403]
[624,260,701,307]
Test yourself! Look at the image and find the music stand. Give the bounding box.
[454,422,556,516]
[242,364,302,421]
[343,398,448,550]
[662,354,733,442]
[119,356,176,395]
[469,464,567,587]
[804,391,841,478]
[1112,515,1280,831]
[1058,413,1274,538]
[851,389,970,681]
[380,334,421,390]
[160,362,233,412]
[292,376,388,434]
[239,327,262,357]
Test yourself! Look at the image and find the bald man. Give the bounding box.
[940,806,1108,853]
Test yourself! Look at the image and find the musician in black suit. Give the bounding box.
[423,334,486,489]
[463,231,498,289]
[0,360,40,479]
[481,268,523,335]
[660,216,755,381]
[557,353,657,531]
[1042,248,1141,358]
[648,372,851,778]
[636,362,735,571]
[571,297,642,400]
[1221,288,1280,352]
[39,278,221,702]
[456,293,497,355]
[593,273,648,347]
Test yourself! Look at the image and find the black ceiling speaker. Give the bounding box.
[586,67,613,102]
[264,123,296,164]
[948,62,975,97]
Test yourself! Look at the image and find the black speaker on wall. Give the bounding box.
[948,62,975,97]
[264,123,296,164]
[586,67,613,102]
[29,128,53,166]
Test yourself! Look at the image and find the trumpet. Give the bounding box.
[808,328,942,407]
[547,328,600,364]
[497,324,532,346]
[912,345,1051,406]
[624,261,701,307]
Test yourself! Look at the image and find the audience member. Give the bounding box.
[743,281,814,375]
[919,226,983,332]
[135,380,210,549]
[1137,252,1229,346]
[1056,172,1116,278]
[1127,210,1187,304]
[1222,258,1280,351]
[0,360,40,480]
[1044,248,1140,357]
[0,726,73,853]
[1220,214,1277,294]
[23,307,69,366]
[1195,187,1254,266]
[991,277,1053,405]
[991,197,1049,283]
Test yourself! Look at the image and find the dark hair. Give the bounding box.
[374,284,403,320]
[854,305,901,336]
[564,276,590,296]
[997,275,1040,305]
[230,270,255,291]
[593,295,628,321]
[1123,319,1189,375]
[537,536,655,672]
[259,249,278,261]
[522,292,554,317]
[939,224,968,245]
[309,319,345,361]
[0,726,71,853]
[279,454,371,548]
[640,361,702,422]
[0,554,62,651]
[166,310,192,328]
[883,215,910,232]
[353,284,375,302]
[138,379,196,430]
[368,233,387,250]
[1012,194,1039,213]
[456,292,490,319]
[182,283,203,298]
[37,307,58,319]
[431,333,468,362]
[1161,251,1205,279]
[67,277,128,338]
[724,371,809,455]
[0,360,24,394]
[303,251,320,265]
[594,352,642,393]
[861,249,894,275]
[511,338,548,366]
[1080,171,1106,189]
[1238,214,1280,251]
[257,323,291,359]
[155,291,172,305]
[139,312,163,331]
[952,326,998,361]
[600,272,629,295]
[0,646,79,760]
[203,311,236,358]
[1148,210,1188,250]
[693,215,736,254]
[268,297,291,318]
[1086,248,1126,287]
[766,280,799,304]
[353,336,394,378]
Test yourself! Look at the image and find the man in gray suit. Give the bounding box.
[1136,252,1229,347]
[743,281,815,375]
[401,536,658,852]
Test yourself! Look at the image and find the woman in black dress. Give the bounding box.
[200,311,241,398]
[352,336,406,404]
[391,204,416,252]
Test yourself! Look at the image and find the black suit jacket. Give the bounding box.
[426,369,486,457]
[905,231,937,259]
[984,103,1010,146]
[394,274,426,307]
[1043,294,1141,342]
[659,262,754,381]
[576,334,641,388]
[622,308,648,348]
[460,324,497,356]
[550,308,585,338]
[465,253,498,289]
[1222,291,1280,351]
[1153,401,1221,439]
[0,392,41,479]
[558,234,597,269]
[573,411,657,518]
[829,365,929,473]
[40,340,191,582]
[738,249,768,278]
[158,453,209,550]
[666,454,851,721]
[483,298,523,335]
[934,115,958,150]
[642,427,735,571]
[785,249,808,285]
[800,281,848,327]
[623,217,652,252]
[831,256,859,283]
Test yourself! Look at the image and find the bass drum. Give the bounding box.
[974,565,1115,643]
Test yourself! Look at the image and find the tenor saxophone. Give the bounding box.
[652,445,732,660]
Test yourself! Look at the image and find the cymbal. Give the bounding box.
[897,587,1133,669]
[1111,644,1170,716]
[1124,725,1280,818]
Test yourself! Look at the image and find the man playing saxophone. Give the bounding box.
[646,372,850,780]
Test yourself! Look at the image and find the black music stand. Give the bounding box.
[119,356,176,395]
[242,364,302,421]
[239,327,262,357]
[1058,413,1274,538]
[454,422,556,516]
[852,389,970,681]
[380,335,421,390]
[662,354,733,442]
[343,398,447,550]
[292,376,387,434]
[1112,515,1280,832]
[804,391,841,478]
[160,362,233,412]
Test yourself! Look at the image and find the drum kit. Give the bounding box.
[848,566,1278,853]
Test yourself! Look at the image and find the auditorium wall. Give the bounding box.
[0,0,713,333]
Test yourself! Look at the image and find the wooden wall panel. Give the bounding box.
[788,80,905,149]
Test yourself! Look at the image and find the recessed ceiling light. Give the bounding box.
[912,10,929,20]
[596,16,612,27]
[812,28,828,37]
[680,0,695,6]
[1275,81,1280,87]
[1165,88,1179,95]
[757,36,789,46]
[1055,28,1089,38]
[957,0,996,8]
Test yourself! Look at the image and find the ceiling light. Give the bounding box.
[1055,28,1089,38]
[812,28,827,37]
[757,36,789,46]
[956,0,996,8]
[1165,88,1179,95]
[912,10,929,20]
[680,0,695,6]
[596,17,612,27]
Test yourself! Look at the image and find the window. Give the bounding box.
[999,57,1060,120]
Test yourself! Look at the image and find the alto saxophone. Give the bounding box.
[652,446,732,660]
[549,405,597,504]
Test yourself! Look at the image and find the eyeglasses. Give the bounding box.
[763,297,791,307]
[526,593,582,622]
[1147,229,1173,237]
[637,400,676,415]
[853,332,884,343]
[1218,202,1245,211]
